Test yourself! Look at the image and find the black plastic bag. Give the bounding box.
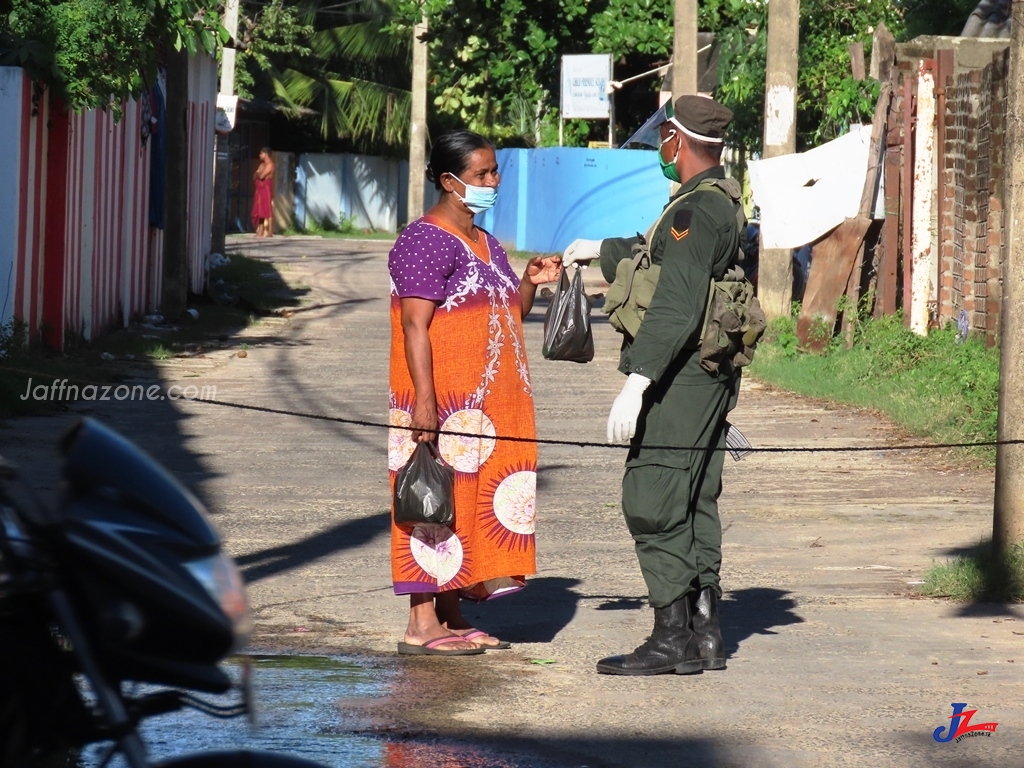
[393,442,455,527]
[542,266,594,363]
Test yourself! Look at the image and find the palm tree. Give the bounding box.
[238,0,411,152]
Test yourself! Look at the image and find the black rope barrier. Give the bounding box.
[6,364,1016,454]
[186,397,1024,455]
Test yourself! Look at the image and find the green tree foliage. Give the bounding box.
[591,0,672,56]
[390,0,596,146]
[239,0,922,155]
[597,0,902,153]
[698,0,769,153]
[901,0,978,38]
[797,2,900,146]
[384,0,902,151]
[236,0,411,154]
[0,0,225,113]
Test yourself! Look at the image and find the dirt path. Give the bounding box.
[3,235,1020,767]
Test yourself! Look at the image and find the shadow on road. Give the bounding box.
[593,596,646,610]
[238,511,390,583]
[461,576,582,644]
[719,587,803,657]
[377,729,1001,768]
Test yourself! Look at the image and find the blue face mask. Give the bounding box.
[451,175,498,214]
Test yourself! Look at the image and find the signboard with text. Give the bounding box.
[215,94,238,134]
[560,54,612,119]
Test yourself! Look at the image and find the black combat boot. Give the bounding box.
[691,586,726,670]
[596,597,703,676]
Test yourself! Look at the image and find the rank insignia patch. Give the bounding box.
[670,208,692,241]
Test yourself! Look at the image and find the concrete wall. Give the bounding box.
[297,153,434,233]
[477,147,670,253]
[292,147,675,249]
[295,147,670,248]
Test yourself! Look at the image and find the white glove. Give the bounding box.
[607,373,652,443]
[561,238,603,267]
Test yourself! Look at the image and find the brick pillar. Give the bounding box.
[946,72,970,324]
[987,49,1010,346]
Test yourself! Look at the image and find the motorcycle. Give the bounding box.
[0,417,330,768]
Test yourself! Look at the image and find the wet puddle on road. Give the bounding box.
[82,655,566,768]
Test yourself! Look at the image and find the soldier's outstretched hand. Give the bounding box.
[561,238,603,268]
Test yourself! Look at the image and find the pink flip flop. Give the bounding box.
[397,635,485,656]
[460,629,512,650]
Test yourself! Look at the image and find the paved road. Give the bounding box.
[3,235,1021,767]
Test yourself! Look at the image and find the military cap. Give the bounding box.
[668,95,733,143]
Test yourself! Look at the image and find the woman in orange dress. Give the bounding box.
[388,130,560,655]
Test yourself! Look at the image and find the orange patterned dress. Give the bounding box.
[387,216,537,601]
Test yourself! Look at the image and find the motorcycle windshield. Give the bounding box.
[60,418,220,549]
[621,102,671,150]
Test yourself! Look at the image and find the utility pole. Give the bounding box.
[672,0,698,96]
[211,0,240,257]
[759,0,800,319]
[163,48,189,316]
[993,13,1024,556]
[406,16,429,225]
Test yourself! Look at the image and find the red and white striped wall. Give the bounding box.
[0,70,47,341]
[0,58,215,348]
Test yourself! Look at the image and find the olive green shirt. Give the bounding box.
[599,166,742,387]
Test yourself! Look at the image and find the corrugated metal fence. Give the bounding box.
[0,58,215,348]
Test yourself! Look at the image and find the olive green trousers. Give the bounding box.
[620,381,732,609]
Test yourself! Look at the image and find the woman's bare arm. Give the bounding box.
[400,297,439,442]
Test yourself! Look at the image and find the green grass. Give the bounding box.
[921,540,1024,602]
[749,312,1000,466]
[751,310,1020,601]
[508,249,557,261]
[282,212,395,241]
[280,228,396,241]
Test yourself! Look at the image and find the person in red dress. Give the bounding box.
[251,147,275,237]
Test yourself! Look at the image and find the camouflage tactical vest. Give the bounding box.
[601,177,766,375]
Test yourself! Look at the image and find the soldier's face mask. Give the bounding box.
[447,173,498,214]
[659,130,682,184]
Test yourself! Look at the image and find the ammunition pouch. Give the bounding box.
[697,266,767,375]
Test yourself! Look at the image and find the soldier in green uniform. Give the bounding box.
[561,95,742,676]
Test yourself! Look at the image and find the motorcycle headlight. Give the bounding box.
[183,552,253,652]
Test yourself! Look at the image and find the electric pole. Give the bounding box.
[406,16,429,225]
[211,0,240,257]
[672,0,698,96]
[759,0,800,319]
[993,12,1024,556]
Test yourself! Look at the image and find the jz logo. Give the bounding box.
[933,703,998,743]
